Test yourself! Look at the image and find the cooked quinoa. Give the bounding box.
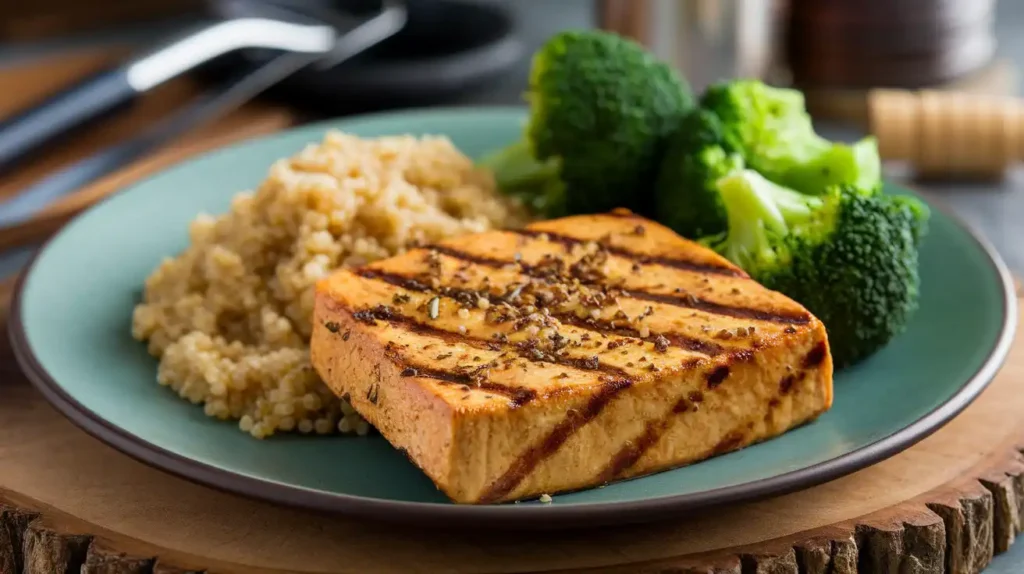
[131,131,529,439]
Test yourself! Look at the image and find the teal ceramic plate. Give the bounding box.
[10,107,1018,529]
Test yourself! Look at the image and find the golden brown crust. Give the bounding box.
[310,212,834,503]
[310,301,458,495]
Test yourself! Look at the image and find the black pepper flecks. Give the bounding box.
[352,304,394,325]
[653,335,670,353]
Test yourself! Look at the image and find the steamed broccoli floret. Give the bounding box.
[700,169,824,273]
[481,30,695,217]
[654,80,882,239]
[654,109,744,238]
[699,80,881,196]
[702,171,929,367]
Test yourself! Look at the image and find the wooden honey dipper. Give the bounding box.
[868,88,1024,179]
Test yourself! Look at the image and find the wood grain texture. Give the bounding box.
[926,480,995,573]
[82,542,155,574]
[0,291,1019,573]
[0,0,200,41]
[595,0,652,46]
[0,504,37,574]
[803,58,1017,129]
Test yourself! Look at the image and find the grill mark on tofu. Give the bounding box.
[355,268,725,357]
[477,378,634,504]
[598,385,737,482]
[554,314,724,356]
[333,301,634,389]
[384,309,631,379]
[779,374,797,394]
[599,355,825,481]
[604,420,749,476]
[626,290,810,325]
[705,365,731,389]
[427,245,809,325]
[430,245,510,271]
[385,352,538,407]
[515,229,743,277]
[803,341,828,368]
[597,418,667,483]
[712,430,746,455]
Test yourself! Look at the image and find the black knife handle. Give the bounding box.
[0,67,138,175]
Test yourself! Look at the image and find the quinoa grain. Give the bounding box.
[131,132,529,439]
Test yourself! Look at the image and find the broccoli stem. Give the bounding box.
[712,169,821,269]
[477,138,559,190]
[477,138,567,217]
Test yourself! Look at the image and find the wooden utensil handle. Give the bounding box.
[868,88,1024,178]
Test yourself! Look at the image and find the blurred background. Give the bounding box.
[0,0,1022,276]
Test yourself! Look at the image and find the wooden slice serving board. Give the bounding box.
[0,283,1019,574]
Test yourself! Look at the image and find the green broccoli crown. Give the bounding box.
[777,190,929,367]
[654,79,882,243]
[706,172,930,367]
[700,80,817,168]
[698,80,881,196]
[653,109,744,238]
[526,29,695,214]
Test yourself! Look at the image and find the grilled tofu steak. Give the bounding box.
[310,210,834,504]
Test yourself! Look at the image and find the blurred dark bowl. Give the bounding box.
[785,0,998,89]
[202,0,524,114]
